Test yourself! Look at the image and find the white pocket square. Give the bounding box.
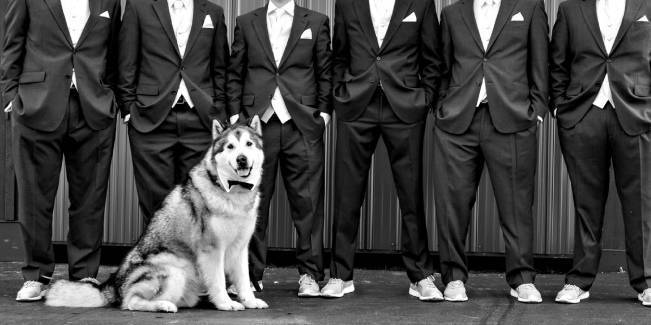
[300,28,312,40]
[511,12,524,21]
[202,15,214,29]
[638,15,649,22]
[99,11,110,19]
[402,12,417,23]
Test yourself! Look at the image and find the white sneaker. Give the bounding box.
[320,278,354,298]
[555,284,589,304]
[444,280,468,302]
[409,275,444,301]
[510,283,542,303]
[297,274,321,297]
[16,281,47,302]
[638,288,651,307]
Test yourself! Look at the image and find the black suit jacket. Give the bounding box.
[550,0,651,136]
[1,0,121,132]
[117,0,229,133]
[332,0,441,123]
[227,5,332,141]
[436,0,549,135]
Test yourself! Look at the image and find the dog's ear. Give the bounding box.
[212,119,225,139]
[249,115,262,136]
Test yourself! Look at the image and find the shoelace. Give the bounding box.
[326,278,343,288]
[519,283,537,291]
[562,284,581,292]
[447,280,464,289]
[420,275,438,288]
[299,274,316,286]
[22,281,42,288]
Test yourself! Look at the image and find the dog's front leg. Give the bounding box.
[232,247,268,309]
[198,251,244,311]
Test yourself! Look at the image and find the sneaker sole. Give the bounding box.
[408,288,444,301]
[321,285,355,298]
[510,289,542,303]
[444,295,469,302]
[555,291,589,304]
[16,292,45,302]
[297,292,322,298]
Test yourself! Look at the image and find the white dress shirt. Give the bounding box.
[594,0,626,109]
[261,1,294,124]
[61,0,90,89]
[369,0,395,47]
[169,0,195,108]
[474,0,500,107]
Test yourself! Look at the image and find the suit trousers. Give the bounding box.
[559,104,651,293]
[433,104,538,289]
[128,104,212,225]
[249,115,325,282]
[330,90,433,283]
[12,90,116,283]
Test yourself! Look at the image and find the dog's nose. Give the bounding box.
[236,155,248,168]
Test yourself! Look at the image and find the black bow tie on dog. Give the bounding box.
[228,180,254,190]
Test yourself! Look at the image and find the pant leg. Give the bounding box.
[174,106,212,185]
[128,111,178,225]
[249,116,281,282]
[433,110,484,285]
[481,110,538,288]
[330,98,381,281]
[559,107,611,291]
[379,97,433,283]
[63,91,116,280]
[12,116,65,284]
[608,109,651,293]
[278,120,325,281]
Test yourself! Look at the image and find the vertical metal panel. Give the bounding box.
[50,0,627,259]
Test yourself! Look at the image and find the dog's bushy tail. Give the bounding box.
[45,273,118,308]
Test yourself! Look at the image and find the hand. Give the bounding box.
[320,112,331,126]
[4,102,12,113]
[229,114,239,125]
[123,114,131,123]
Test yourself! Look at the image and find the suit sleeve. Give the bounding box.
[437,7,453,109]
[314,16,333,115]
[527,0,550,118]
[104,0,122,91]
[332,0,348,88]
[419,0,442,108]
[549,3,570,112]
[226,17,246,118]
[1,0,28,108]
[211,8,229,122]
[117,0,140,117]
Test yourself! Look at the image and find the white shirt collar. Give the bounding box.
[168,0,190,10]
[268,1,295,17]
[479,0,499,7]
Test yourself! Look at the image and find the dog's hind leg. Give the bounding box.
[229,247,268,309]
[124,296,178,313]
[198,251,245,311]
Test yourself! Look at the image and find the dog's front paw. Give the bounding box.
[215,299,245,311]
[155,301,178,313]
[241,298,268,309]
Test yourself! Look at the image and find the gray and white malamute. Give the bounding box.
[45,117,268,313]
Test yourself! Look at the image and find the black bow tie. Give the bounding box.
[228,180,254,190]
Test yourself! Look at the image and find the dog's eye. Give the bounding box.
[227,144,234,150]
[246,141,253,147]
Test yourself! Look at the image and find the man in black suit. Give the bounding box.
[118,0,229,225]
[323,0,441,300]
[1,0,120,301]
[550,0,651,306]
[434,0,548,303]
[227,0,332,297]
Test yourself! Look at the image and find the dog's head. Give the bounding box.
[207,116,264,193]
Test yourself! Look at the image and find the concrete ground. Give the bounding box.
[0,262,647,324]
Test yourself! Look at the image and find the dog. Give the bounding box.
[44,116,268,313]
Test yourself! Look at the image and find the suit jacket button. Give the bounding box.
[376,57,381,61]
[483,58,488,62]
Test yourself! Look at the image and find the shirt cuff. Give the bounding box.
[4,102,12,113]
[230,115,239,125]
[320,112,331,126]
[537,115,543,123]
[124,114,131,123]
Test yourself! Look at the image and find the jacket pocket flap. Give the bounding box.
[18,71,46,84]
[136,85,159,96]
[405,76,420,87]
[242,95,255,106]
[301,95,317,106]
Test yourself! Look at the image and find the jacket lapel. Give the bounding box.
[43,0,73,48]
[252,6,277,69]
[278,6,309,69]
[379,0,413,53]
[460,0,485,53]
[485,0,518,53]
[353,0,380,53]
[183,0,207,58]
[580,0,608,56]
[75,0,100,48]
[611,0,644,54]
[152,0,181,58]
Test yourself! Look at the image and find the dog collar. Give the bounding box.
[227,180,254,190]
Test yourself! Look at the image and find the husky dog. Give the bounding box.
[45,117,268,313]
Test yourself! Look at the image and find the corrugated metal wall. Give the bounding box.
[50,0,626,256]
